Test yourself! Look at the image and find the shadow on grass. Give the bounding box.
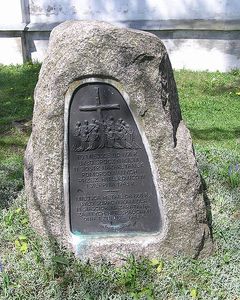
[189,127,240,141]
[0,157,24,209]
[208,77,240,96]
[0,138,27,148]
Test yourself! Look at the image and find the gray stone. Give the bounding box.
[24,20,213,263]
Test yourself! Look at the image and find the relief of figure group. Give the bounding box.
[73,116,140,151]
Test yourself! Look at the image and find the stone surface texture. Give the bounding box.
[24,20,212,263]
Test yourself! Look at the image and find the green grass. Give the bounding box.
[0,63,40,208]
[0,62,40,159]
[0,63,39,129]
[0,64,240,299]
[175,70,240,152]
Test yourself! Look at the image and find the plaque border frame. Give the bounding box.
[64,78,165,244]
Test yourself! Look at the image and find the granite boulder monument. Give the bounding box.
[24,20,212,262]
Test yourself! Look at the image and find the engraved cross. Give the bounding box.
[79,86,120,120]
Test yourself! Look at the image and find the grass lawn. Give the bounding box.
[0,64,240,300]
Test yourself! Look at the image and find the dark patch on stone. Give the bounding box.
[132,53,155,64]
[159,54,182,147]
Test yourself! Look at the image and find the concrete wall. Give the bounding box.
[0,0,22,25]
[1,0,240,71]
[0,1,24,64]
[28,0,240,22]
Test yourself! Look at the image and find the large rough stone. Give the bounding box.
[24,20,212,263]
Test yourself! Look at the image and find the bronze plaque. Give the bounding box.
[68,83,161,235]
